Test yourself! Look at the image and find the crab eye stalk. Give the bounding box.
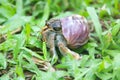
[46,19,61,31]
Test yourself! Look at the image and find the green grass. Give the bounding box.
[0,0,120,80]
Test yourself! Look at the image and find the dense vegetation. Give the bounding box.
[0,0,120,80]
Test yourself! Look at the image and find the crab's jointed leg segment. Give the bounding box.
[41,28,58,61]
[56,34,81,60]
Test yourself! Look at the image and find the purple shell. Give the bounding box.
[60,15,89,48]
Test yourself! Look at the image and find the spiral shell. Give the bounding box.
[60,15,89,48]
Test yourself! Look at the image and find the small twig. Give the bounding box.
[32,57,55,72]
[0,27,22,43]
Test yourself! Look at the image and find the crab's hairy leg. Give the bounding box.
[48,32,58,61]
[56,34,81,60]
[41,29,58,62]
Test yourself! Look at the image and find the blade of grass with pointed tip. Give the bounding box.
[15,65,25,79]
[0,53,7,69]
[21,47,43,60]
[13,34,25,60]
[16,0,23,15]
[39,2,50,27]
[87,7,103,45]
[42,42,48,60]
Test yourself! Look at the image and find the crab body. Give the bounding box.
[41,14,89,60]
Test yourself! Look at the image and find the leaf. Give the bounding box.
[38,2,50,27]
[13,34,25,60]
[113,68,120,80]
[16,0,23,15]
[54,12,73,19]
[105,50,120,57]
[0,74,9,80]
[0,15,6,23]
[42,42,48,60]
[113,54,120,69]
[102,32,112,49]
[0,0,9,3]
[15,65,25,78]
[0,37,16,51]
[87,7,103,44]
[22,53,42,75]
[86,42,98,59]
[39,70,67,80]
[96,72,112,80]
[80,55,90,68]
[84,70,96,80]
[114,0,119,9]
[55,71,68,79]
[97,56,112,72]
[21,47,43,60]
[0,4,15,19]
[0,53,7,69]
[24,23,31,43]
[29,36,42,49]
[0,15,31,34]
[111,23,120,36]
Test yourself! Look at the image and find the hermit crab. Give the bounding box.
[41,14,89,60]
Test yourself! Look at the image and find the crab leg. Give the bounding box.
[48,33,58,60]
[41,28,58,62]
[56,34,81,60]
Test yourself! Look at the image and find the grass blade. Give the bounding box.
[42,42,48,60]
[16,0,23,15]
[0,53,7,69]
[87,7,103,44]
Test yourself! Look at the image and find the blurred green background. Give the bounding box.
[0,0,120,80]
